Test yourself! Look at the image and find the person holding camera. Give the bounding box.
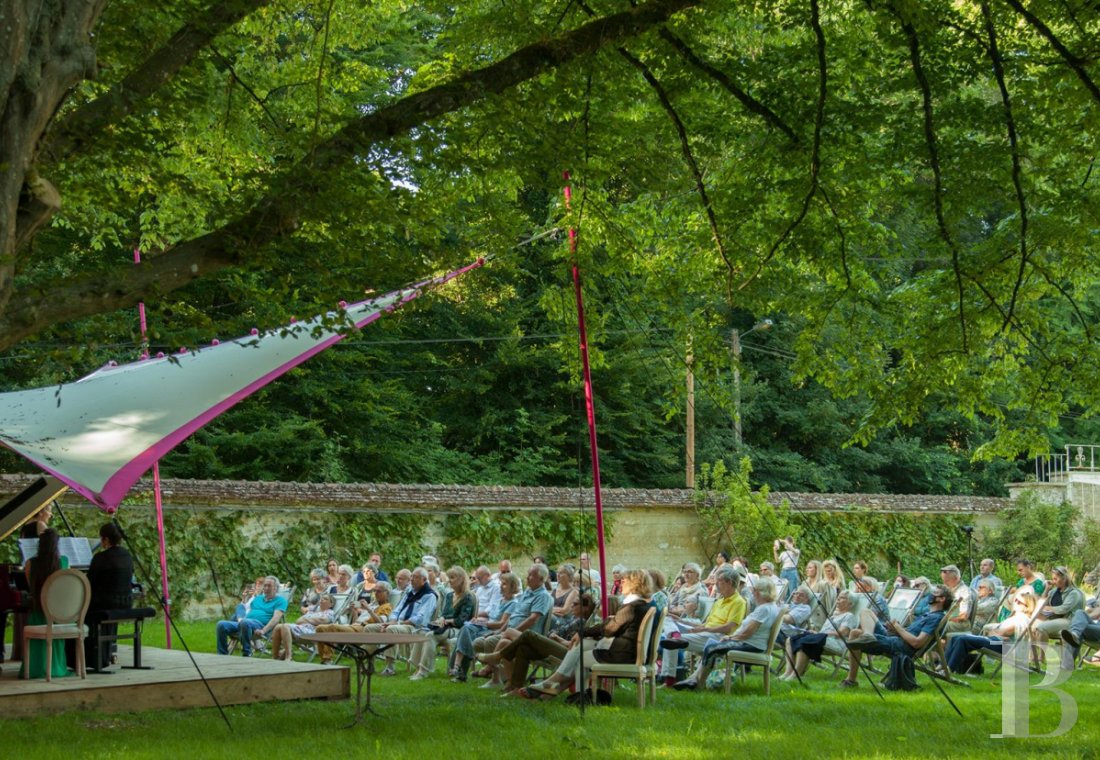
[773,536,800,601]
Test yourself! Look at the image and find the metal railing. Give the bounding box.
[1034,444,1100,481]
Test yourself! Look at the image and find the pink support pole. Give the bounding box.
[563,173,609,616]
[134,248,172,647]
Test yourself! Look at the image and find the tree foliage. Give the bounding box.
[2,0,1099,473]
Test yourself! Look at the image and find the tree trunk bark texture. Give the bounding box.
[0,0,106,314]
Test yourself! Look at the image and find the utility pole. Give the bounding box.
[731,319,772,449]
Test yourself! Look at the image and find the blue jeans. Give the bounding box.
[780,568,800,600]
[216,618,265,655]
[455,621,489,658]
[945,633,1002,673]
[857,622,914,659]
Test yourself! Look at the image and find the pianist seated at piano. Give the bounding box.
[85,523,135,669]
[23,528,70,679]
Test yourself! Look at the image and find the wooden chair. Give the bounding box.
[721,605,787,695]
[585,606,658,707]
[22,568,91,681]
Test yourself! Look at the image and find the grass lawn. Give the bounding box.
[4,620,1098,759]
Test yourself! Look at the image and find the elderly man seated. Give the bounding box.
[657,565,747,686]
[313,582,394,665]
[476,563,554,688]
[840,584,952,687]
[970,558,1002,592]
[216,576,287,657]
[940,565,973,634]
[672,576,781,690]
[361,567,437,677]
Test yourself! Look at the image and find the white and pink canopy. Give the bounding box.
[0,259,484,511]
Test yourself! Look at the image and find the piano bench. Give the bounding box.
[90,607,157,672]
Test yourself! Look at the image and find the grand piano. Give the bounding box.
[0,476,69,662]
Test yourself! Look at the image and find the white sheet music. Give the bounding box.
[18,536,95,567]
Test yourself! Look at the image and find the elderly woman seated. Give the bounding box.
[780,589,858,680]
[669,563,706,617]
[518,569,653,698]
[657,565,747,686]
[312,583,394,665]
[298,569,328,614]
[672,576,782,690]
[270,593,336,661]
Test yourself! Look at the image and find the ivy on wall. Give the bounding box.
[437,510,613,569]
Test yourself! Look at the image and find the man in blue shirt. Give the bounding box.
[363,566,437,677]
[216,576,288,656]
[502,564,554,637]
[969,558,1002,592]
[840,584,953,687]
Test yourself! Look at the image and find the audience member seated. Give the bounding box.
[389,568,412,611]
[657,565,747,686]
[550,565,579,630]
[648,569,668,612]
[451,572,520,682]
[520,569,651,698]
[970,558,1002,592]
[803,560,825,595]
[610,565,626,596]
[970,578,1002,630]
[673,576,781,691]
[940,565,973,634]
[471,566,501,622]
[1009,558,1045,599]
[270,593,336,661]
[781,589,858,681]
[910,577,933,617]
[330,564,355,595]
[775,586,813,648]
[945,587,1038,674]
[852,577,890,626]
[314,583,394,664]
[216,576,288,657]
[415,566,476,680]
[579,552,602,588]
[477,563,554,688]
[480,595,597,695]
[354,563,379,601]
[822,559,845,594]
[324,559,340,588]
[668,563,706,617]
[703,551,731,597]
[361,567,438,676]
[840,584,952,687]
[1060,596,1100,669]
[1032,566,1085,644]
[847,560,868,593]
[299,569,328,614]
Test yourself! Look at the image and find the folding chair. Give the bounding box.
[913,600,970,686]
[971,599,1048,678]
[885,588,922,626]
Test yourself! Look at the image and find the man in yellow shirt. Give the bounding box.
[658,565,747,684]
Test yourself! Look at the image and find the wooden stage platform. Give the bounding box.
[0,646,349,717]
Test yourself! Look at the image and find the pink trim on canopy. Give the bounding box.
[2,258,485,511]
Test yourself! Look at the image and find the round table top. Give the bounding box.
[299,631,430,645]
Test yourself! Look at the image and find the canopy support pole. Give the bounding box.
[134,248,172,649]
[563,172,608,616]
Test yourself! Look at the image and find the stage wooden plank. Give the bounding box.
[0,646,349,717]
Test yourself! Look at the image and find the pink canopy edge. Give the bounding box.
[17,258,485,512]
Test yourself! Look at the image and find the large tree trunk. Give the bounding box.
[0,0,106,315]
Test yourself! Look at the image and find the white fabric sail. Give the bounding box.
[0,259,484,510]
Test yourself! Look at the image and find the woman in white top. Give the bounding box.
[271,593,336,661]
[774,537,801,601]
[780,590,858,680]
